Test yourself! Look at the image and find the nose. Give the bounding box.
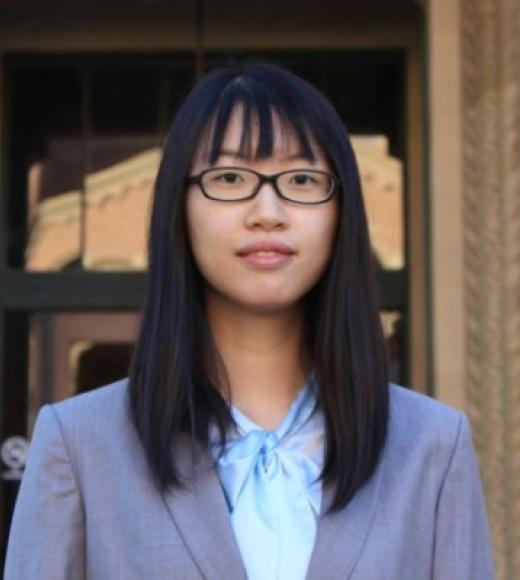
[244,180,288,230]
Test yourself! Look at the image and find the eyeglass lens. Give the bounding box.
[200,168,333,202]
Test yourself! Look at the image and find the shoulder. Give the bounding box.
[386,383,469,470]
[388,382,463,430]
[36,378,133,452]
[49,377,130,420]
[27,377,153,487]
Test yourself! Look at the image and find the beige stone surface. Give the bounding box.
[459,0,520,576]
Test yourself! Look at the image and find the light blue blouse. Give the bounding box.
[209,372,325,580]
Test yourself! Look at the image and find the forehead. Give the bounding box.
[222,106,297,149]
[194,103,327,164]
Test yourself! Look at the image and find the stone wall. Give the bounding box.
[461,0,520,577]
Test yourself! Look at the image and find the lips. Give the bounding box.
[236,240,295,256]
[236,240,296,269]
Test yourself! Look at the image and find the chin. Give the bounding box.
[239,301,300,316]
[233,290,306,314]
[206,278,309,311]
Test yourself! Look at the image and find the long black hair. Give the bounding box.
[128,62,389,512]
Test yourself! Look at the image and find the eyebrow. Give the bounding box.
[215,148,316,163]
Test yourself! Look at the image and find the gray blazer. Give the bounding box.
[4,379,494,580]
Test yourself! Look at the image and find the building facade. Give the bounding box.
[0,0,518,577]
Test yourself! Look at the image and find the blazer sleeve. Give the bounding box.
[432,411,495,580]
[3,404,86,580]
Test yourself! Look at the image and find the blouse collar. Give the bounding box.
[209,371,324,515]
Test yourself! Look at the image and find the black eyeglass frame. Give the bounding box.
[186,166,340,205]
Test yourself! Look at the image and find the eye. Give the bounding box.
[290,172,319,186]
[212,170,244,185]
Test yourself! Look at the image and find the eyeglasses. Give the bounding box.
[186,167,339,205]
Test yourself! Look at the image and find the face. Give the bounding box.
[185,106,340,315]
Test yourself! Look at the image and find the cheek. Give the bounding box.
[302,205,339,268]
[186,198,231,275]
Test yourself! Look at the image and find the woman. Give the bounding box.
[4,63,494,579]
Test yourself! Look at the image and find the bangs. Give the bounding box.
[201,77,318,164]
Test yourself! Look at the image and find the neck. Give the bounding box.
[205,288,312,430]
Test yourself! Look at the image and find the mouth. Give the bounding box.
[235,239,296,269]
[237,250,295,269]
[236,241,295,256]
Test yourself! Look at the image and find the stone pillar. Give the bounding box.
[460,0,520,577]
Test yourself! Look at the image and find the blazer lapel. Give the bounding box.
[161,435,386,580]
[305,447,387,580]
[161,437,247,580]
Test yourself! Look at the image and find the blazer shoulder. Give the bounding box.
[389,382,462,424]
[51,377,129,415]
[44,378,132,444]
[387,383,467,464]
